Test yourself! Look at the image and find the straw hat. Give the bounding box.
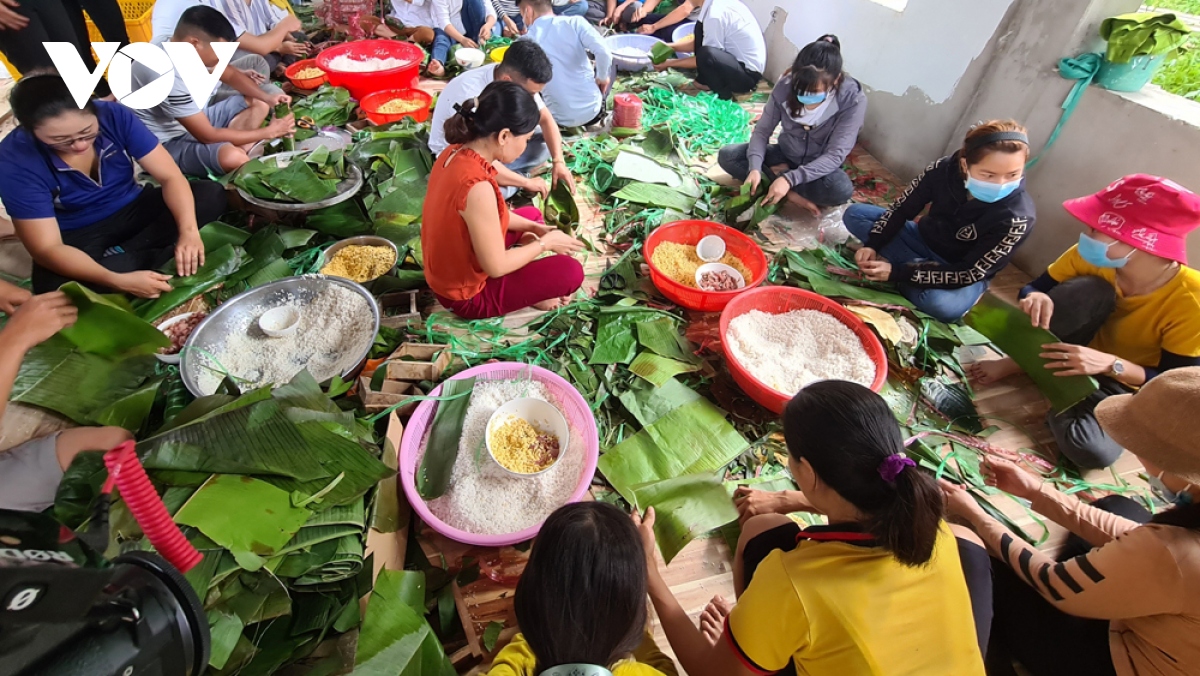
[1095,367,1200,484]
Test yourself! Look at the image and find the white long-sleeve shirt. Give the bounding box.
[698,0,765,74]
[522,15,612,127]
[390,0,435,28]
[431,0,495,34]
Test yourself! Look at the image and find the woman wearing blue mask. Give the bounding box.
[717,34,865,218]
[841,120,1035,322]
[969,174,1200,470]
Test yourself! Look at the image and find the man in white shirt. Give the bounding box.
[131,6,294,176]
[655,0,764,99]
[428,40,576,195]
[518,0,612,127]
[427,0,499,76]
[390,0,438,45]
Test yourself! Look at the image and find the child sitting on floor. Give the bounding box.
[489,502,679,676]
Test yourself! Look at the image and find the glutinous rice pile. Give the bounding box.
[726,309,876,395]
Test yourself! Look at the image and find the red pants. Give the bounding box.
[437,207,584,319]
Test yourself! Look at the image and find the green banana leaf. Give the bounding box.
[619,377,703,427]
[90,379,162,431]
[132,244,246,322]
[750,196,779,227]
[629,351,700,387]
[612,182,697,213]
[246,258,293,288]
[540,180,580,234]
[591,311,640,365]
[199,221,251,251]
[1100,12,1191,63]
[58,282,171,357]
[416,377,475,499]
[631,473,739,563]
[11,337,158,424]
[291,84,356,127]
[598,398,749,500]
[306,199,372,238]
[293,534,364,584]
[649,41,676,65]
[639,127,674,160]
[780,249,914,308]
[636,317,695,362]
[226,228,285,286]
[965,294,1098,412]
[354,569,456,676]
[278,227,317,249]
[208,612,245,670]
[175,474,312,570]
[267,157,338,203]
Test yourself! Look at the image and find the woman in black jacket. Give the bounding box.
[842,120,1036,322]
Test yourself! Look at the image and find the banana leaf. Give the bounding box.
[919,378,983,433]
[209,612,245,670]
[90,379,162,431]
[267,157,338,203]
[639,127,674,160]
[54,450,108,529]
[293,534,364,585]
[636,317,695,362]
[612,182,697,213]
[591,311,642,365]
[965,294,1098,412]
[198,221,251,251]
[291,84,356,127]
[416,377,475,499]
[629,351,699,387]
[306,199,372,238]
[631,473,739,563]
[540,180,579,234]
[750,196,778,227]
[370,178,428,225]
[246,258,293,288]
[175,474,312,570]
[58,282,171,357]
[11,337,158,424]
[278,227,317,249]
[262,421,393,507]
[649,41,676,65]
[354,569,456,676]
[619,377,703,427]
[132,244,246,322]
[598,398,749,500]
[226,228,286,286]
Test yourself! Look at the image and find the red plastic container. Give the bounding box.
[285,59,328,90]
[719,287,889,413]
[316,40,424,100]
[359,88,433,125]
[645,220,768,312]
[613,93,643,129]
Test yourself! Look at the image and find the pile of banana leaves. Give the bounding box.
[232,145,347,204]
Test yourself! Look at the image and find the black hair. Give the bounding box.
[1151,502,1200,531]
[787,34,843,118]
[514,502,648,673]
[494,39,553,85]
[444,80,541,144]
[9,73,97,131]
[783,380,944,567]
[175,5,237,42]
[517,0,553,10]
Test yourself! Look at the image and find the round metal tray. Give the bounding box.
[248,128,354,159]
[318,235,400,282]
[236,149,364,213]
[180,275,380,397]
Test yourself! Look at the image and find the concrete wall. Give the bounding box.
[746,0,1200,272]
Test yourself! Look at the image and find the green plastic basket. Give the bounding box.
[1095,54,1166,93]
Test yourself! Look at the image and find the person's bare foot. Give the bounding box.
[699,595,733,646]
[426,60,445,77]
[967,357,1022,385]
[786,192,821,218]
[531,296,571,311]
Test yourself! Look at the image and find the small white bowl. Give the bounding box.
[455,48,486,69]
[485,398,570,477]
[259,306,300,338]
[695,262,746,291]
[154,311,202,364]
[696,235,726,262]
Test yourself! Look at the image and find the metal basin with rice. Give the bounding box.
[606,34,666,71]
[235,149,363,213]
[319,236,400,284]
[180,276,380,397]
[248,128,353,159]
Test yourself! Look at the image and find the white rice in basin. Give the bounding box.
[726,309,876,396]
[420,379,585,536]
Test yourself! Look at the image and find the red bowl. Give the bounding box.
[316,40,424,100]
[285,59,327,90]
[644,220,768,312]
[359,88,433,125]
[719,286,888,413]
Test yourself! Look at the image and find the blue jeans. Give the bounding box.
[553,0,588,17]
[842,203,987,322]
[431,0,501,64]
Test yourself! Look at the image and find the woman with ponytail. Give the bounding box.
[635,381,990,676]
[420,80,584,319]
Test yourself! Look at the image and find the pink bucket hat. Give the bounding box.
[1063,174,1200,265]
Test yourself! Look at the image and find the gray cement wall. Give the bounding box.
[744,0,1200,273]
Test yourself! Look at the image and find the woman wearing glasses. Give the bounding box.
[0,74,227,297]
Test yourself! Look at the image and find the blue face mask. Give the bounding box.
[796,91,827,106]
[1077,233,1133,268]
[965,176,1021,203]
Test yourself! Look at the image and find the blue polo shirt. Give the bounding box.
[0,101,160,231]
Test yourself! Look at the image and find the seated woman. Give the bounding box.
[654,0,765,100]
[970,175,1200,470]
[421,81,584,320]
[489,502,679,676]
[842,120,1035,322]
[718,35,865,218]
[942,367,1200,676]
[428,0,500,77]
[636,380,990,676]
[0,74,228,297]
[608,0,698,41]
[389,0,439,48]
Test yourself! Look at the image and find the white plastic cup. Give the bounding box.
[695,262,746,291]
[696,235,727,262]
[259,306,301,338]
[486,398,570,477]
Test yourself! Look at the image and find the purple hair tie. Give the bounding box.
[878,454,916,483]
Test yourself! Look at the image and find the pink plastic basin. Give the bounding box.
[398,362,600,546]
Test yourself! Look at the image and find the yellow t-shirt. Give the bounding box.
[726,524,985,675]
[488,633,678,676]
[1047,246,1200,366]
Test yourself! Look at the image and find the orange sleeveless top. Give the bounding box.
[421,145,510,301]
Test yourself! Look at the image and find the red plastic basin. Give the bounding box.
[316,40,424,100]
[719,286,889,413]
[359,88,433,125]
[644,220,768,312]
[285,59,327,90]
